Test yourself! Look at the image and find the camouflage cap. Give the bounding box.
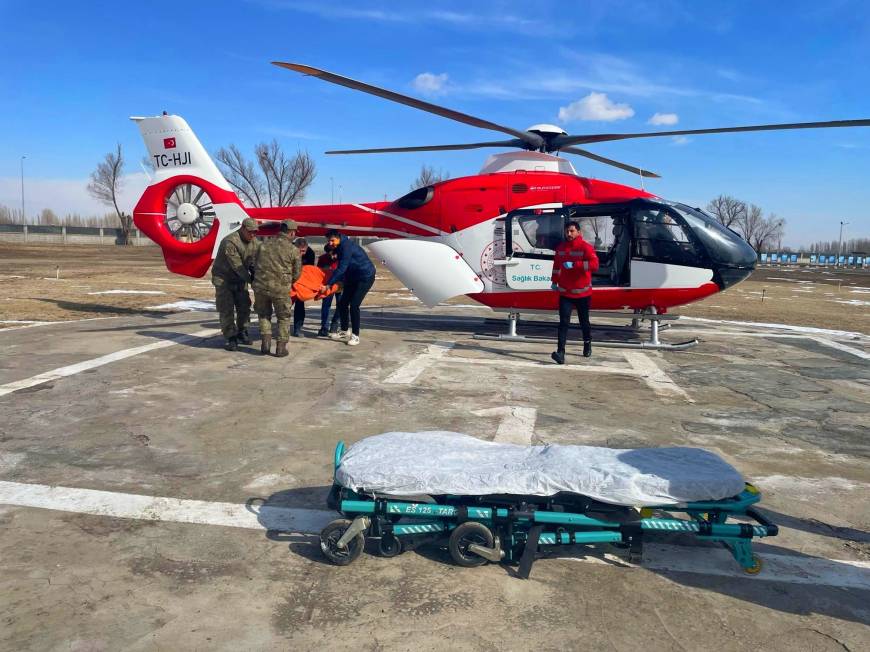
[241,217,259,231]
[283,219,299,231]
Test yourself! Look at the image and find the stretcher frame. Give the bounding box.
[320,441,778,578]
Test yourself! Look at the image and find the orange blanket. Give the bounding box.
[290,265,341,302]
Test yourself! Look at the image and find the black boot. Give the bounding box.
[551,350,565,365]
[317,326,329,337]
[291,326,301,337]
[238,329,251,345]
[224,336,238,351]
[583,340,592,358]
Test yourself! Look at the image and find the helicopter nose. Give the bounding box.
[708,231,757,289]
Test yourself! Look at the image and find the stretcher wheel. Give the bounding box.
[378,534,403,558]
[743,555,763,575]
[448,522,494,568]
[320,519,364,566]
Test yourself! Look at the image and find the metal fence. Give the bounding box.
[0,223,155,246]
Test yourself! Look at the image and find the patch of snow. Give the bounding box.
[832,299,870,307]
[0,320,50,324]
[0,275,25,280]
[0,451,25,473]
[88,290,166,295]
[145,300,216,311]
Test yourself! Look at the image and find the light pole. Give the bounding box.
[20,155,26,222]
[838,220,849,266]
[330,177,334,205]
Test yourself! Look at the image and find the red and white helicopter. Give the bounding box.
[132,63,870,346]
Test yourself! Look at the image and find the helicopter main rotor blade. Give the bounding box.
[326,139,526,155]
[554,118,870,148]
[272,61,543,149]
[560,147,661,178]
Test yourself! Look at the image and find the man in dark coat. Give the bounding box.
[322,229,376,346]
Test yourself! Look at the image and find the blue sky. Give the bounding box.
[1,0,868,246]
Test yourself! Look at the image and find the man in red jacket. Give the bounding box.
[550,221,599,364]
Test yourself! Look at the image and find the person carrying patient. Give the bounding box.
[252,220,302,357]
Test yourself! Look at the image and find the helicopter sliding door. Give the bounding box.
[504,205,631,290]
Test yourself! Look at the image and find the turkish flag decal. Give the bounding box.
[163,137,176,149]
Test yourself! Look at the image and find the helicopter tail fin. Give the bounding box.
[131,113,231,189]
[131,114,249,278]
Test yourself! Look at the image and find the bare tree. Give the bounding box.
[39,208,59,225]
[754,213,786,252]
[0,205,15,225]
[216,141,316,208]
[706,194,746,229]
[411,165,449,190]
[255,140,316,206]
[736,204,785,251]
[87,144,133,244]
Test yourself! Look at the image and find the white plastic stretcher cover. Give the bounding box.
[335,432,746,506]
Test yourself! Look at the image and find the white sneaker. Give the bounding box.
[347,334,360,346]
[329,329,350,341]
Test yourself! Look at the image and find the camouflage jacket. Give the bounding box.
[252,236,302,296]
[211,231,260,286]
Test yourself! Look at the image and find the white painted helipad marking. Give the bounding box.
[2,480,868,589]
[0,481,335,534]
[472,406,537,445]
[621,351,693,401]
[561,543,870,590]
[672,329,870,361]
[384,341,455,384]
[441,356,642,375]
[0,328,219,398]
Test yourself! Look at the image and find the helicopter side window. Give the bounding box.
[632,207,702,265]
[516,211,564,253]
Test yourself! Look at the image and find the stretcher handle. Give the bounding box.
[334,441,346,473]
[745,508,778,537]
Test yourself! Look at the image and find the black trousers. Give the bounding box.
[338,275,375,335]
[557,295,591,351]
[293,298,305,330]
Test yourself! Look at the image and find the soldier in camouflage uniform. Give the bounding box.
[253,220,302,357]
[212,217,261,351]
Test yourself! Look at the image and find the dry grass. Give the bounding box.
[0,243,867,333]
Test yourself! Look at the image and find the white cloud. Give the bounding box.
[648,112,679,126]
[0,173,149,219]
[558,92,634,122]
[671,136,690,146]
[412,72,449,96]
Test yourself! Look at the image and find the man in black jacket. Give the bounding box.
[321,230,376,346]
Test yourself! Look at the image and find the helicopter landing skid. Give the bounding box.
[473,310,699,351]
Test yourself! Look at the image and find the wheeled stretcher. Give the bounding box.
[319,432,778,578]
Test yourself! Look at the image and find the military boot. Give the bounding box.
[238,329,252,345]
[583,340,592,358]
[275,340,289,358]
[260,334,272,355]
[224,336,239,352]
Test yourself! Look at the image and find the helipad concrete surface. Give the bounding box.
[1,305,868,650]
